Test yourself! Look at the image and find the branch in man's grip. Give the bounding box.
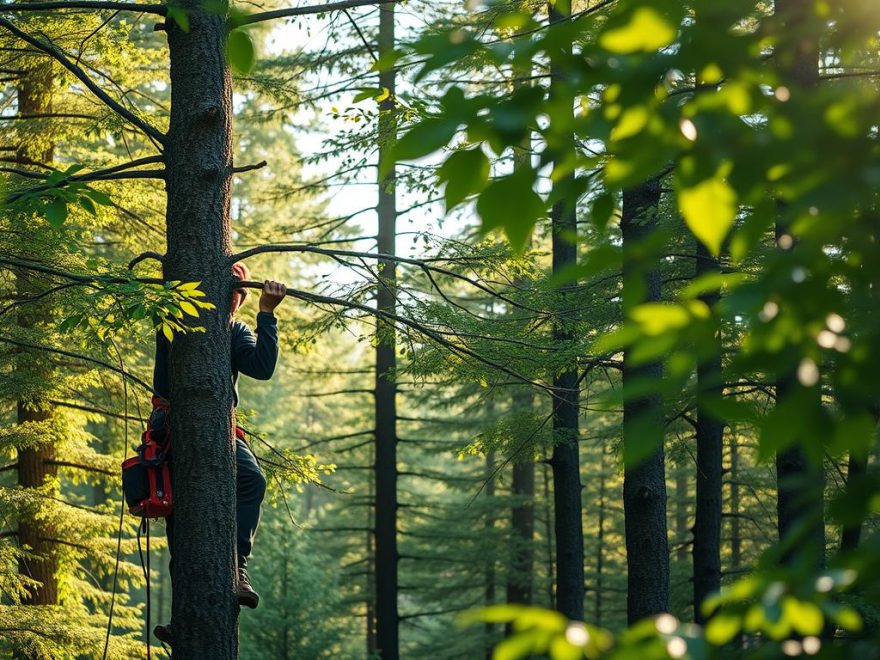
[0,257,558,392]
[236,279,560,396]
[229,244,544,314]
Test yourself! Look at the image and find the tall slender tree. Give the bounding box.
[621,179,668,624]
[547,0,584,622]
[692,241,724,623]
[374,1,399,656]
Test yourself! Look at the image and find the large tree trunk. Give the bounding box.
[547,0,584,623]
[165,5,238,656]
[692,242,724,623]
[15,41,59,611]
[621,179,669,624]
[374,2,399,655]
[773,0,824,571]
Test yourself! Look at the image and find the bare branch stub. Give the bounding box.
[230,160,268,174]
[128,251,165,271]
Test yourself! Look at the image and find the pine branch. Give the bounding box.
[0,336,151,391]
[230,244,542,313]
[0,18,165,144]
[5,155,164,204]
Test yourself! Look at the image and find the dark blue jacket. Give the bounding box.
[152,311,279,407]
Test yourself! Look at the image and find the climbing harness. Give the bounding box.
[122,396,173,518]
[116,396,171,660]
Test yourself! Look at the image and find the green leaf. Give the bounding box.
[476,168,545,251]
[85,188,113,206]
[492,629,545,660]
[352,87,384,103]
[678,176,737,257]
[704,612,742,646]
[227,29,255,74]
[599,7,677,54]
[590,191,616,230]
[167,5,190,31]
[78,195,97,216]
[392,118,458,164]
[177,281,202,291]
[45,198,68,228]
[161,323,174,342]
[437,148,490,211]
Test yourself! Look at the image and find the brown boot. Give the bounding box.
[237,567,260,609]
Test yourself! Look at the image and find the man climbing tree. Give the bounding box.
[151,262,287,648]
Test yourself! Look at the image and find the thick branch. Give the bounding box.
[238,279,555,394]
[0,18,165,144]
[44,460,114,476]
[5,155,164,204]
[230,244,541,313]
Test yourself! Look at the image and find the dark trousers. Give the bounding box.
[166,438,267,569]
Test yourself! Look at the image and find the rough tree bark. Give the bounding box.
[547,0,584,623]
[621,179,669,624]
[773,0,825,571]
[692,241,724,623]
[374,1,399,655]
[15,39,59,611]
[165,4,239,656]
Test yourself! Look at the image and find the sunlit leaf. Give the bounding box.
[599,7,676,54]
[227,29,255,74]
[678,176,737,257]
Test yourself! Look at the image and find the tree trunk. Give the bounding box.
[675,468,688,563]
[165,5,238,656]
[374,2,399,655]
[594,440,607,626]
[485,450,496,658]
[15,40,58,612]
[772,0,825,575]
[729,436,741,569]
[548,0,584,623]
[621,179,669,624]
[692,242,724,623]
[507,390,535,611]
[840,452,867,552]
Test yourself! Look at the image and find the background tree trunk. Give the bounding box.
[374,2,399,655]
[15,42,58,611]
[621,179,669,624]
[693,242,724,623]
[547,0,584,623]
